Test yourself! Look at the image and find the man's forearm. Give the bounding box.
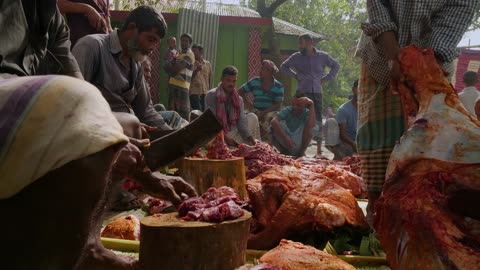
[376,31,400,61]
[271,119,290,143]
[57,0,89,14]
[340,133,356,149]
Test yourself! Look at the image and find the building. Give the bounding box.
[110,1,323,105]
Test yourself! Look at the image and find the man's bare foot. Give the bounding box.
[75,243,137,270]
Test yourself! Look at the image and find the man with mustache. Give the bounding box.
[281,33,340,158]
[205,66,260,146]
[73,6,178,131]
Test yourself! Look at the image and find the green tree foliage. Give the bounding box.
[246,0,366,112]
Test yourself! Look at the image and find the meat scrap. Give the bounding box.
[259,239,355,270]
[178,186,247,222]
[206,132,233,160]
[142,196,174,215]
[247,166,368,250]
[342,155,362,177]
[232,142,297,179]
[101,215,141,241]
[374,46,480,270]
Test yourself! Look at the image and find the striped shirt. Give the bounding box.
[240,77,284,110]
[357,0,480,87]
[169,48,195,89]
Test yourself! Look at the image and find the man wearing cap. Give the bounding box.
[281,33,340,157]
[239,60,284,143]
[165,33,195,120]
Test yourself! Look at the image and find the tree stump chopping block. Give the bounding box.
[139,211,252,270]
[179,157,247,200]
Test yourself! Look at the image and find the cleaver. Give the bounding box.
[143,109,222,171]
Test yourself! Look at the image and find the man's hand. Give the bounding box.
[141,172,197,206]
[247,136,256,146]
[83,5,106,32]
[112,141,145,181]
[139,123,159,139]
[285,138,295,151]
[388,58,405,95]
[225,136,237,147]
[299,97,314,108]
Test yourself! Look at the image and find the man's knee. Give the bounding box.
[113,112,142,138]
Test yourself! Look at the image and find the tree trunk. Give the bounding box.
[139,212,252,270]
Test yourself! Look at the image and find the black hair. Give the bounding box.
[298,33,313,42]
[192,44,204,53]
[353,79,359,88]
[463,71,478,86]
[121,6,167,38]
[181,33,193,44]
[294,92,306,99]
[222,66,238,77]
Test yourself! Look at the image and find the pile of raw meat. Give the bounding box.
[374,46,480,269]
[206,132,233,160]
[178,186,247,222]
[296,157,366,197]
[200,133,297,179]
[232,143,296,179]
[247,166,368,250]
[237,240,355,270]
[342,155,361,177]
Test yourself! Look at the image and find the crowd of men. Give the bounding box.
[1,0,479,269]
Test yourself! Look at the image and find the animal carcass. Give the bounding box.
[374,45,480,270]
[247,166,368,250]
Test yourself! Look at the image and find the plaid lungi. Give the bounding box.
[357,64,405,192]
[168,84,191,121]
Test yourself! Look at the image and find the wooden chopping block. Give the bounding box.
[179,157,247,200]
[139,211,252,270]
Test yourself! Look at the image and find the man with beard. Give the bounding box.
[239,60,284,143]
[271,93,316,158]
[165,33,195,120]
[205,66,260,146]
[281,33,340,158]
[73,6,179,131]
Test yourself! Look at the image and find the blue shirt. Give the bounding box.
[336,100,357,141]
[241,77,284,110]
[280,48,340,94]
[277,106,309,132]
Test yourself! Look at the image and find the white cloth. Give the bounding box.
[459,86,480,116]
[226,112,261,144]
[0,75,128,199]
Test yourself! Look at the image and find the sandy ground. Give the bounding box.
[305,140,335,160]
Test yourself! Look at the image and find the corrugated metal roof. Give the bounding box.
[124,0,323,39]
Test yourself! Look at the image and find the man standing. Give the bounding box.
[459,71,479,116]
[165,33,195,120]
[356,0,479,224]
[336,80,358,155]
[57,0,113,47]
[73,6,176,131]
[239,60,284,143]
[190,44,212,112]
[205,66,260,146]
[281,33,340,157]
[271,93,315,158]
[325,80,358,160]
